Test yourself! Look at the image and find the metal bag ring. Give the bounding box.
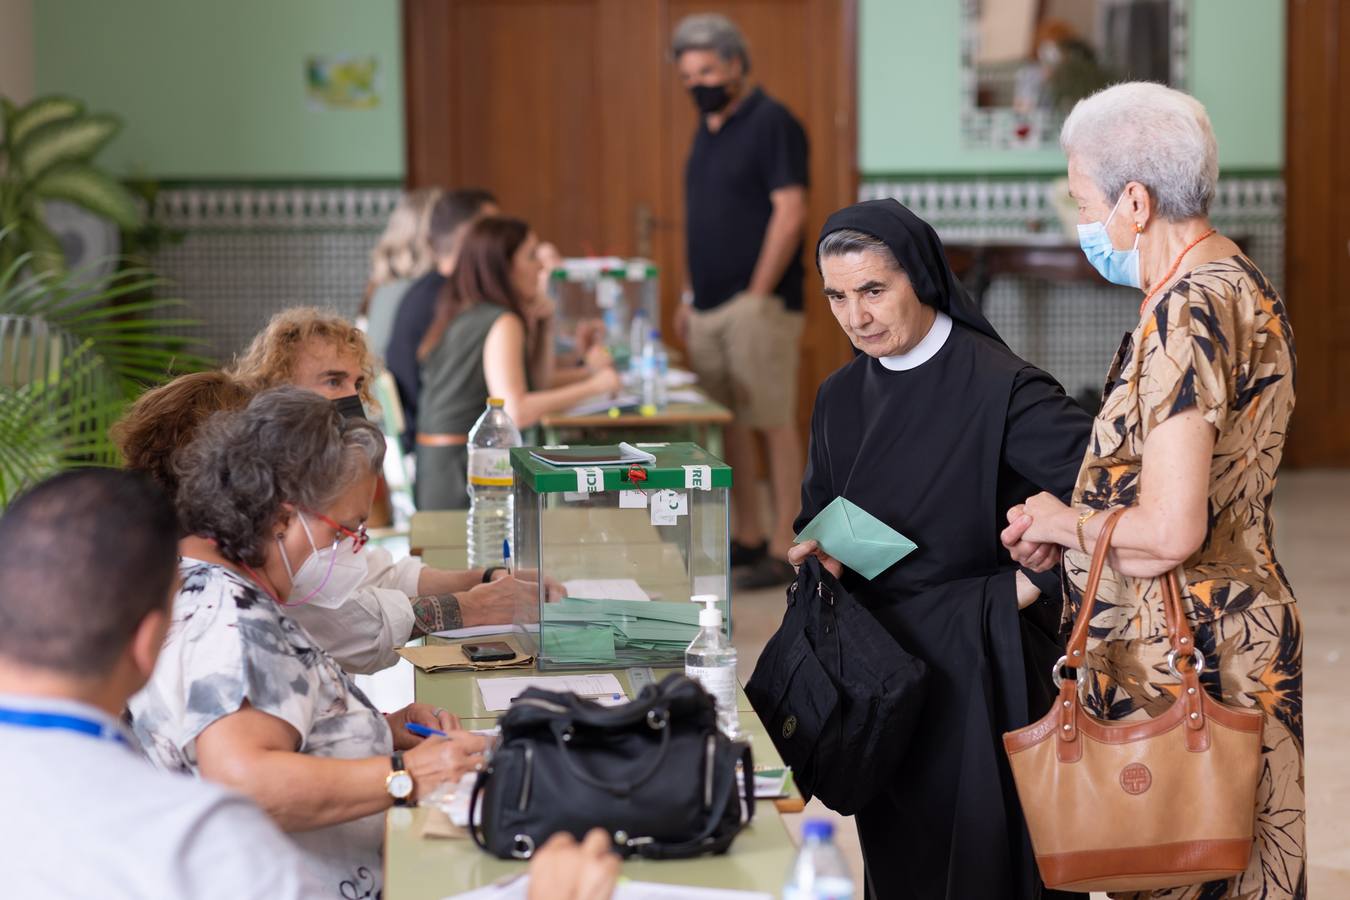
[1166,647,1206,679]
[511,834,536,859]
[646,708,668,730]
[1050,654,1073,689]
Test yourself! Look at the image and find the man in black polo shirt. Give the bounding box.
[385,188,498,450]
[673,14,808,588]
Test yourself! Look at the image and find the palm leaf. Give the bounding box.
[17,216,64,277]
[15,114,120,179]
[32,163,143,230]
[0,233,208,495]
[5,96,84,149]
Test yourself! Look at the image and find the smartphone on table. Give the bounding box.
[462,641,517,663]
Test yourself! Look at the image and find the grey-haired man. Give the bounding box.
[672,13,809,589]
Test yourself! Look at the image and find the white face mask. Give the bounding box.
[279,513,369,608]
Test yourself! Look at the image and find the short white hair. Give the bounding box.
[1061,82,1219,220]
[672,14,751,73]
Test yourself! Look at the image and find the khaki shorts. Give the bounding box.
[686,292,804,430]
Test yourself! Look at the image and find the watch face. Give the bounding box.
[388,771,414,800]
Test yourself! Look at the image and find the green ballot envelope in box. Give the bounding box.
[794,496,918,580]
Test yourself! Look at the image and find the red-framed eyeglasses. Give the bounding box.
[303,509,370,552]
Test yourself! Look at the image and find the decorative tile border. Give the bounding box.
[152,185,402,230]
[858,173,1285,402]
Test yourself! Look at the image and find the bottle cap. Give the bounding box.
[649,329,661,340]
[802,820,834,841]
[692,594,721,628]
[487,398,505,408]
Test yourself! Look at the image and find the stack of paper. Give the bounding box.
[541,597,704,661]
[476,673,626,711]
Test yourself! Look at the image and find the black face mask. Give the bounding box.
[690,83,732,115]
[333,394,367,420]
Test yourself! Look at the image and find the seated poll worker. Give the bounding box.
[0,470,326,898]
[788,199,1093,899]
[129,388,488,896]
[227,306,544,673]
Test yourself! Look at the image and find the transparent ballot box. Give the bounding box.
[548,258,660,372]
[511,443,731,670]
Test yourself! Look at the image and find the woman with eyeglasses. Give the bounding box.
[128,387,488,899]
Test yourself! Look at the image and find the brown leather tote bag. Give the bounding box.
[1002,509,1264,893]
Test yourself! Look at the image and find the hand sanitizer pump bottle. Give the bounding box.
[684,595,739,738]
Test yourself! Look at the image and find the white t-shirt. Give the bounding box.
[0,693,326,899]
[128,559,394,898]
[284,544,422,674]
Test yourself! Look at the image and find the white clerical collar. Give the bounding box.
[878,311,953,371]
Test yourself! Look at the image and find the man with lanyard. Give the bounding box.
[673,14,810,589]
[0,470,325,897]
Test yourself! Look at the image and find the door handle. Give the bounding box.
[634,203,655,258]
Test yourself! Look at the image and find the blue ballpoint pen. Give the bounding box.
[405,722,448,739]
[502,538,511,573]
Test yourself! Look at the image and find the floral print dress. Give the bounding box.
[1063,256,1304,899]
[128,559,393,899]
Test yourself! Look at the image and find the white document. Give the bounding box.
[476,674,625,711]
[444,880,770,900]
[619,489,648,509]
[563,578,651,602]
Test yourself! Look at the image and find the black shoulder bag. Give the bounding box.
[745,555,928,815]
[469,674,754,860]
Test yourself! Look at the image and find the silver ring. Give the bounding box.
[1167,647,1206,678]
[434,708,447,718]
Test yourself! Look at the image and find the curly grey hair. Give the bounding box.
[175,387,385,566]
[1060,82,1219,220]
[816,228,900,272]
[672,14,751,73]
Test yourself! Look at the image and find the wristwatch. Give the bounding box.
[386,751,414,806]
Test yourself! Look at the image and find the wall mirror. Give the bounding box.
[960,0,1189,149]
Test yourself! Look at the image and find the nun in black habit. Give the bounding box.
[788,200,1092,899]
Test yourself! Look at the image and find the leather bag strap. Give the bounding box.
[1063,508,1126,671]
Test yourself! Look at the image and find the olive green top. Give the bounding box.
[417,302,510,436]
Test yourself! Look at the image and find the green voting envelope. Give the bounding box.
[794,496,917,579]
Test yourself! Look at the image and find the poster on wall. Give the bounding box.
[305,56,380,110]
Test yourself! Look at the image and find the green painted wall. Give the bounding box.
[33,0,403,180]
[31,0,1281,181]
[859,0,1285,175]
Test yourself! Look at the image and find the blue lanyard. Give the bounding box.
[0,706,129,746]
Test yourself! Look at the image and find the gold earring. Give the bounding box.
[1134,223,1145,234]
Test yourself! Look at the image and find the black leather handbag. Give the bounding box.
[469,674,754,860]
[745,555,928,815]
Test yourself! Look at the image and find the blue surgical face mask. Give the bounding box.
[1077,192,1141,288]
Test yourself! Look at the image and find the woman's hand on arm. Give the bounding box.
[1016,408,1215,578]
[1000,506,1062,573]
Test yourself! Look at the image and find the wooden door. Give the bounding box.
[1285,0,1350,466]
[403,0,857,436]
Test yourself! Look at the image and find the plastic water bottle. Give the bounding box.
[784,820,855,900]
[466,398,521,568]
[629,309,648,363]
[640,329,669,410]
[685,595,739,738]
